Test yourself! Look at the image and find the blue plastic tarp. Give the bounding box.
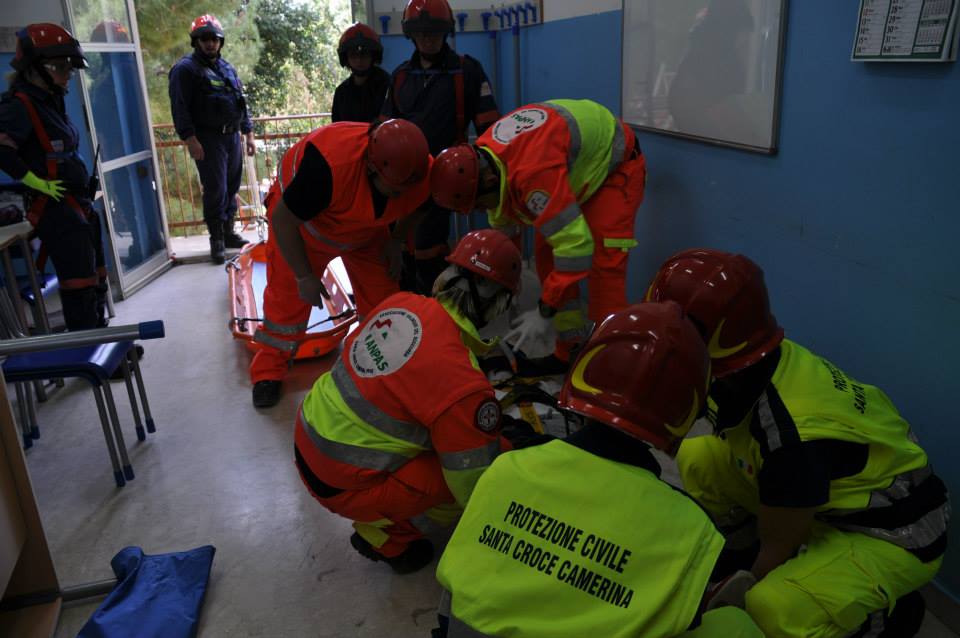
[77,545,215,638]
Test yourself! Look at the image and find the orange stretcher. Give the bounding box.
[227,240,357,359]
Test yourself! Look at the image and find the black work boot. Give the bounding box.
[349,532,434,575]
[207,220,226,264]
[209,237,226,265]
[223,220,249,249]
[252,380,282,408]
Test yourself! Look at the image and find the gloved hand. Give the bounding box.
[383,237,404,281]
[295,273,330,306]
[703,569,756,611]
[22,170,66,201]
[504,307,552,353]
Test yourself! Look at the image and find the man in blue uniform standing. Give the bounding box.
[382,0,500,295]
[169,14,255,265]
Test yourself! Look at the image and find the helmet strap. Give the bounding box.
[29,61,65,96]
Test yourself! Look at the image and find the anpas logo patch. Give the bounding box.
[524,190,551,216]
[350,308,422,377]
[475,400,501,432]
[491,108,548,144]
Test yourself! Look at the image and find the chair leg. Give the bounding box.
[100,381,134,481]
[121,359,145,441]
[32,378,47,403]
[128,352,155,433]
[14,382,32,449]
[25,381,39,440]
[91,387,126,488]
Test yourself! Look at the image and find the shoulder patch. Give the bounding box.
[475,399,501,432]
[524,190,550,216]
[491,108,549,144]
[349,307,423,378]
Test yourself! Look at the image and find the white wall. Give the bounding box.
[542,0,619,22]
[0,0,66,51]
[369,0,619,24]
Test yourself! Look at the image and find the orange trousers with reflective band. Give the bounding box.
[294,410,455,557]
[535,152,647,359]
[248,222,400,384]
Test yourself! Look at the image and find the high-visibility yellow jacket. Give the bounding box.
[436,439,725,637]
[710,338,948,561]
[299,293,502,505]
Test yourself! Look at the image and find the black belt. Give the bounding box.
[200,124,239,135]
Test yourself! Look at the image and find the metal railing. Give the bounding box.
[152,114,331,236]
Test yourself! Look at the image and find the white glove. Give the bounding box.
[505,308,552,353]
[295,273,330,306]
[704,570,756,611]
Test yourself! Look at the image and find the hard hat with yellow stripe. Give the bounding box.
[557,301,710,452]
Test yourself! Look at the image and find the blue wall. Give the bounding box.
[638,3,960,598]
[431,3,960,596]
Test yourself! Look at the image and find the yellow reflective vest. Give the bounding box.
[712,339,947,558]
[436,439,724,638]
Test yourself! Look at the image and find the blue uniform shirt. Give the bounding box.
[168,51,252,140]
[382,44,499,156]
[0,80,89,194]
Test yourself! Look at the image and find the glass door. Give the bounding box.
[67,0,171,296]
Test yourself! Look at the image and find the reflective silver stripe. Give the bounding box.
[540,203,582,236]
[439,440,500,471]
[539,101,580,171]
[834,502,949,551]
[330,360,431,447]
[438,588,452,617]
[253,329,299,352]
[302,222,358,250]
[262,318,308,335]
[299,406,410,472]
[756,393,783,453]
[553,255,593,272]
[608,123,626,175]
[449,614,495,638]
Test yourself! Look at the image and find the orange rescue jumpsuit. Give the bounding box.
[250,122,431,383]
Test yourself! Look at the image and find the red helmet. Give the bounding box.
[447,229,522,295]
[90,20,130,43]
[431,145,480,213]
[402,0,455,36]
[367,119,430,188]
[338,23,383,67]
[645,248,784,377]
[12,24,87,71]
[558,301,711,451]
[190,15,224,43]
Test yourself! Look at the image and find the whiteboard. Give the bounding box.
[621,0,788,153]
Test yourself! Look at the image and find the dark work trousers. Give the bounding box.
[194,131,243,239]
[402,206,451,296]
[38,204,108,331]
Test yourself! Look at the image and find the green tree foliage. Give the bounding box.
[136,0,261,125]
[246,0,347,116]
